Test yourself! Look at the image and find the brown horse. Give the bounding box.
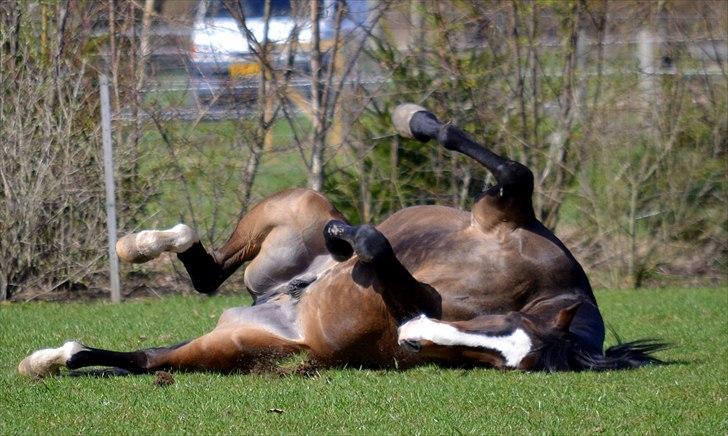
[18,104,665,377]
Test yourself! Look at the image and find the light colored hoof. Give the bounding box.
[116,224,199,263]
[18,341,86,378]
[392,103,428,139]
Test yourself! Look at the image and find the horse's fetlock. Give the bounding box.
[437,124,463,151]
[65,352,85,369]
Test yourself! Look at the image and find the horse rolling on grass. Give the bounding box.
[18,104,667,378]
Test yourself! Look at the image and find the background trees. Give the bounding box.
[1,0,725,300]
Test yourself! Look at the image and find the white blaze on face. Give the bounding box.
[18,341,87,378]
[397,315,533,368]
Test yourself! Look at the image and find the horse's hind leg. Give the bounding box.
[324,221,441,322]
[117,189,346,295]
[19,327,304,377]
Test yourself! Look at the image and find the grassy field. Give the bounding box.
[1,287,726,434]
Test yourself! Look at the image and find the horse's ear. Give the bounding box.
[553,302,582,332]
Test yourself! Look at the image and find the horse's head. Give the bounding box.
[397,303,583,371]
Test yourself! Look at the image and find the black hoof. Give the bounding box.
[324,220,355,262]
[324,221,394,265]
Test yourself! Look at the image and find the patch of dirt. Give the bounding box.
[153,370,175,387]
[243,351,323,378]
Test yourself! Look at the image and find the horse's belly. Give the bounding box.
[216,300,303,341]
[244,252,337,303]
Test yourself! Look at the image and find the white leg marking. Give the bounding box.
[18,341,87,378]
[117,223,199,263]
[166,223,200,252]
[137,223,199,255]
[397,315,533,367]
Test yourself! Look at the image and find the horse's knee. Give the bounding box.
[495,161,534,197]
[353,225,394,264]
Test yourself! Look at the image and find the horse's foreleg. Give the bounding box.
[393,104,534,195]
[17,340,184,377]
[115,223,233,294]
[324,221,441,322]
[393,104,536,228]
[144,327,303,372]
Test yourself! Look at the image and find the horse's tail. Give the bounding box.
[577,339,670,371]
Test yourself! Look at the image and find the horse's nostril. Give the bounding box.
[401,340,422,352]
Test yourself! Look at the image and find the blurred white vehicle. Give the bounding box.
[189,0,366,105]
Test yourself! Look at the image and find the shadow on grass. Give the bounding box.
[68,368,132,377]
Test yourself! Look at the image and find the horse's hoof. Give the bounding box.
[116,224,199,263]
[392,103,428,139]
[18,341,86,378]
[323,220,355,262]
[116,234,156,263]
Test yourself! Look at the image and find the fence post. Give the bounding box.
[637,29,655,106]
[99,73,121,303]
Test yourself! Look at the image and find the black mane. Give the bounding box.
[533,333,669,372]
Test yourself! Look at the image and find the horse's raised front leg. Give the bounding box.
[393,104,536,229]
[117,188,346,297]
[323,220,441,322]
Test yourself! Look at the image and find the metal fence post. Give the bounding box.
[99,73,121,303]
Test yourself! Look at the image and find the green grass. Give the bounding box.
[1,287,726,434]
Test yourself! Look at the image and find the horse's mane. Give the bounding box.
[532,332,669,372]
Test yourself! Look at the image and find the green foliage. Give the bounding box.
[0,1,111,299]
[1,287,726,434]
[134,118,308,246]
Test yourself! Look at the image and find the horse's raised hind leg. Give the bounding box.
[116,223,227,294]
[324,220,441,322]
[18,326,305,377]
[393,104,536,228]
[116,189,346,295]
